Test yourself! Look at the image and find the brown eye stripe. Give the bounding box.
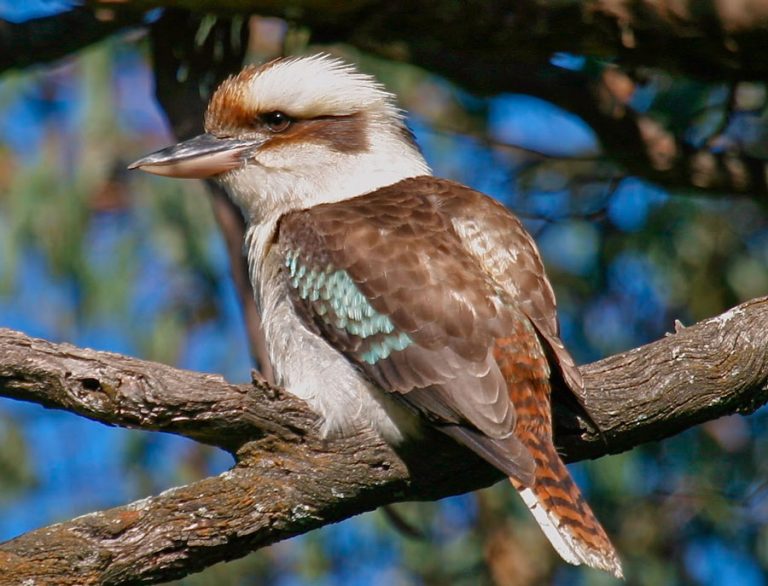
[205,74,369,155]
[259,114,369,154]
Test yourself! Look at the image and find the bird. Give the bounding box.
[130,53,622,578]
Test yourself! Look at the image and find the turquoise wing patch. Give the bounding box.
[284,248,413,364]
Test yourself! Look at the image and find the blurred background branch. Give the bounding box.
[0,6,143,73]
[84,0,768,81]
[5,2,767,198]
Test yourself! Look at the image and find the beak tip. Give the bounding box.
[127,155,153,171]
[128,133,260,179]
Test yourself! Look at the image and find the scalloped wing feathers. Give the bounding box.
[278,177,558,483]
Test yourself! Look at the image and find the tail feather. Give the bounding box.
[512,443,623,578]
[492,335,622,577]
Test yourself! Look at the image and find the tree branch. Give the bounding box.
[1,297,768,583]
[91,0,768,80]
[5,4,766,198]
[141,2,768,196]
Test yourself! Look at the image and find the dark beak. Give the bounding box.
[128,133,264,179]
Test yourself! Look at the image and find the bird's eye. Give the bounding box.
[261,111,292,132]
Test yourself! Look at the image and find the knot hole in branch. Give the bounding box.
[79,377,102,392]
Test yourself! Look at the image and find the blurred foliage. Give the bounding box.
[0,414,36,498]
[2,9,768,586]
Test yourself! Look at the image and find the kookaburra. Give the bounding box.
[130,54,622,578]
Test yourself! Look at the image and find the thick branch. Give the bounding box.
[1,297,768,583]
[560,297,768,457]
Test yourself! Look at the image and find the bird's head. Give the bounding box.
[130,54,430,220]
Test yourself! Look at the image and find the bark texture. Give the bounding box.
[1,296,768,584]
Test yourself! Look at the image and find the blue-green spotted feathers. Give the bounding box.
[284,248,413,364]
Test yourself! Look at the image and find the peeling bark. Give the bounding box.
[1,296,768,584]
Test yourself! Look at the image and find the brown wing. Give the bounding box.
[433,178,586,402]
[278,181,541,484]
[282,177,618,575]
